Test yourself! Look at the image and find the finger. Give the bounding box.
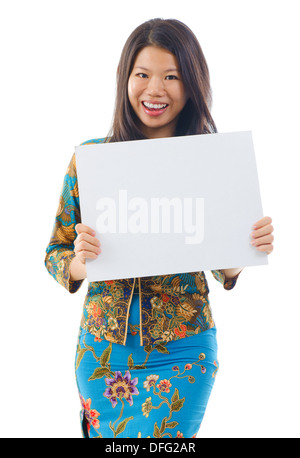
[251,234,274,246]
[75,223,96,236]
[76,240,101,255]
[256,244,274,254]
[251,224,274,239]
[76,250,99,262]
[75,231,101,248]
[252,216,272,229]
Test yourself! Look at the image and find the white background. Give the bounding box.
[0,0,299,438]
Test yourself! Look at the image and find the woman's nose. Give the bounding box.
[146,77,165,96]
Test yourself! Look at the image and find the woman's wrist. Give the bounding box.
[70,255,87,281]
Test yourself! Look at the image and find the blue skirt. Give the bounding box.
[75,290,219,438]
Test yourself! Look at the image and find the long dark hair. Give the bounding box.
[106,18,217,142]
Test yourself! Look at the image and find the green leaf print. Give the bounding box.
[165,421,179,429]
[171,387,179,403]
[100,343,112,366]
[170,397,185,412]
[75,348,88,371]
[115,416,134,437]
[154,345,169,354]
[128,353,134,369]
[160,417,167,433]
[88,367,110,381]
[153,422,161,438]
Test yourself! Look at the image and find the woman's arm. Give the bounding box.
[44,153,84,293]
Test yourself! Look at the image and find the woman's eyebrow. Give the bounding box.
[135,65,180,72]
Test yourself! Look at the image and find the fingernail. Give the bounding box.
[252,225,257,230]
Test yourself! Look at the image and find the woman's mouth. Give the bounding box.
[141,101,169,116]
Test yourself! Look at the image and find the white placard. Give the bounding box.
[75,131,267,282]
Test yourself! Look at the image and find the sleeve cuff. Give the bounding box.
[45,249,84,293]
[67,253,85,293]
[211,269,242,290]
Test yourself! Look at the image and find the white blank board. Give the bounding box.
[75,131,267,282]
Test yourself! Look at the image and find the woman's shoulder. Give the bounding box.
[80,137,108,146]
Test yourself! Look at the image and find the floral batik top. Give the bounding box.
[45,138,242,347]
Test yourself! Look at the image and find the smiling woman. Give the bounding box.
[45,17,274,439]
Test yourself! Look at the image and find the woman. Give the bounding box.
[45,18,274,438]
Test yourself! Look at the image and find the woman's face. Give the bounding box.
[128,46,188,139]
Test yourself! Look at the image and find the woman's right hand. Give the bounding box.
[74,223,101,265]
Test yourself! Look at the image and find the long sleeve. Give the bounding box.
[44,153,84,293]
[210,269,242,290]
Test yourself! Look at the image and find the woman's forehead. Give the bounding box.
[133,46,179,70]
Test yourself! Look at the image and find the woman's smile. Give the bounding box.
[141,100,169,116]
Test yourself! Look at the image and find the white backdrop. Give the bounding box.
[1,0,299,438]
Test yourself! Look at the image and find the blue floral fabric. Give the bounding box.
[75,285,219,438]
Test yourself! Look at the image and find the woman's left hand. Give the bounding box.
[251,216,274,255]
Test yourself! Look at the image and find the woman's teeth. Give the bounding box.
[142,102,168,109]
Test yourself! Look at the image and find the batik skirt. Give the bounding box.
[75,290,219,438]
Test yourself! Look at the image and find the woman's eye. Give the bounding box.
[165,75,178,80]
[137,73,148,78]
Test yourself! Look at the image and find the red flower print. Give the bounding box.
[90,302,103,319]
[185,363,192,370]
[212,360,219,378]
[157,379,172,393]
[86,301,104,328]
[174,324,187,338]
[162,293,170,303]
[94,336,103,342]
[105,280,114,285]
[80,395,100,432]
